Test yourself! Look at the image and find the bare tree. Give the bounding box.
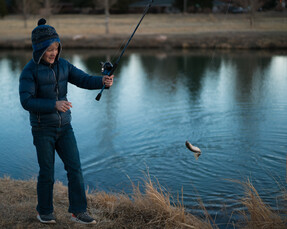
[22,0,29,28]
[42,0,58,20]
[234,0,268,27]
[43,0,51,20]
[183,0,187,14]
[92,0,117,34]
[105,0,110,34]
[16,0,41,28]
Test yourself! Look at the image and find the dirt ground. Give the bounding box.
[1,12,287,49]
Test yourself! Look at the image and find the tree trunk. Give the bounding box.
[249,14,253,28]
[44,0,51,21]
[22,0,28,28]
[183,0,187,14]
[105,0,109,34]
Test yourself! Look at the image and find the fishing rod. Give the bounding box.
[96,0,154,101]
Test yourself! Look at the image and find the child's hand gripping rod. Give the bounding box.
[96,0,153,101]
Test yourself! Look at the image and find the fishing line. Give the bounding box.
[186,0,232,155]
[96,0,154,101]
[109,33,130,65]
[110,15,146,64]
[111,38,127,63]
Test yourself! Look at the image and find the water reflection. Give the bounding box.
[0,49,286,227]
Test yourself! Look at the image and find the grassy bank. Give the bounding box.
[1,12,287,49]
[0,175,286,228]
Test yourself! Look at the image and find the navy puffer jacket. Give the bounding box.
[19,58,104,127]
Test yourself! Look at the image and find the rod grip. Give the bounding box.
[95,92,102,101]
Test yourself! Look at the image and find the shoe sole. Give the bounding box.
[37,215,56,224]
[71,216,97,225]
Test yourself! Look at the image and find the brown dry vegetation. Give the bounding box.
[0,12,287,49]
[237,179,287,229]
[0,175,286,229]
[0,175,213,229]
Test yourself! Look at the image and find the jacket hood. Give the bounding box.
[33,42,62,64]
[31,18,62,64]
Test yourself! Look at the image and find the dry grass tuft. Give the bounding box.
[237,179,287,229]
[89,173,213,228]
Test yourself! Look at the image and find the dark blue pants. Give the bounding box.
[32,124,87,215]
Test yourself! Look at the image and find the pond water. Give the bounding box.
[0,49,286,227]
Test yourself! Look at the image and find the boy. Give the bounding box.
[19,18,114,224]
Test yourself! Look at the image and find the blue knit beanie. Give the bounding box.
[31,18,61,64]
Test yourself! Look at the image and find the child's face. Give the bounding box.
[42,42,59,64]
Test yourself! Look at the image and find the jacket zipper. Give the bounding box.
[51,67,62,128]
[37,113,41,123]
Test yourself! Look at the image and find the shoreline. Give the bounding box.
[1,176,286,228]
[1,31,287,50]
[1,12,287,50]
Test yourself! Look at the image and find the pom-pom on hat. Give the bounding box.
[31,18,61,64]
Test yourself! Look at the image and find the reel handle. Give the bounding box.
[95,61,114,101]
